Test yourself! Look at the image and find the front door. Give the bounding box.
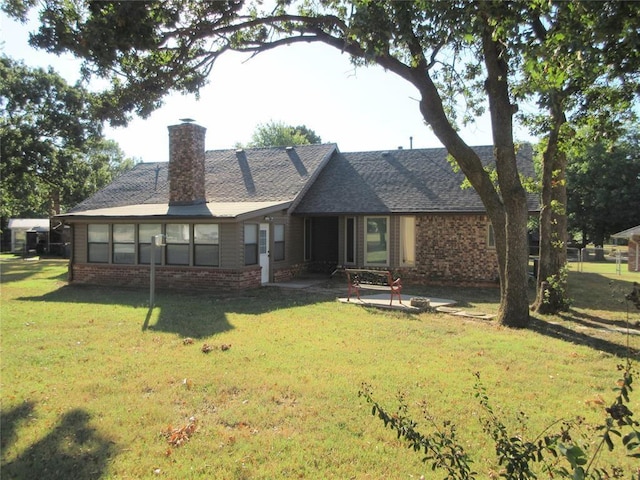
[259,223,269,284]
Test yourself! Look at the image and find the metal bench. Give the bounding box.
[344,268,403,305]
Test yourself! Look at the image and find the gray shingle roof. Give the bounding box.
[293,144,539,215]
[70,144,337,212]
[69,142,538,217]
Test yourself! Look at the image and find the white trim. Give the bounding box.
[344,216,356,265]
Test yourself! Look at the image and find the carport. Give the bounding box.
[7,218,50,254]
[612,225,640,273]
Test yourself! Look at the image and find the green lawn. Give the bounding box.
[1,257,638,479]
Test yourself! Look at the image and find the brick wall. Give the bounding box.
[71,264,262,291]
[168,122,207,206]
[400,214,500,287]
[273,262,307,283]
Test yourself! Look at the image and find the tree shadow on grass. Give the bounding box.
[528,315,639,358]
[559,308,640,331]
[16,282,340,339]
[1,407,116,480]
[0,401,36,455]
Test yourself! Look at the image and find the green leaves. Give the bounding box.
[241,120,322,148]
[1,55,134,217]
[363,359,639,479]
[359,383,476,480]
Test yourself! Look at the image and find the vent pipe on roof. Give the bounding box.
[168,121,207,206]
[410,136,413,150]
[154,165,161,191]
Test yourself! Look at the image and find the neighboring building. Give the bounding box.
[55,121,539,290]
[7,218,50,254]
[612,225,640,273]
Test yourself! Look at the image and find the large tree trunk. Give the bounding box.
[371,4,531,327]
[480,10,530,327]
[413,86,529,327]
[532,103,569,314]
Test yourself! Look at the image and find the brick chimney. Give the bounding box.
[168,120,207,206]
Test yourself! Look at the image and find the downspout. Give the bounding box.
[67,223,74,282]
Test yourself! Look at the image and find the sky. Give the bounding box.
[1,12,535,164]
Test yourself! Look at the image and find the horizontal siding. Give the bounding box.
[219,223,240,268]
[74,224,88,263]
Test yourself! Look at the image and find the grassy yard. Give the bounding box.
[1,257,638,479]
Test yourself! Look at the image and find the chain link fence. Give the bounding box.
[570,246,628,274]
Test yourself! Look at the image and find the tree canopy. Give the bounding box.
[240,120,323,148]
[6,0,638,326]
[0,55,135,221]
[567,127,640,248]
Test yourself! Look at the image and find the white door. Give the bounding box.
[259,223,269,284]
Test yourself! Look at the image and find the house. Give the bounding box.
[612,225,640,272]
[55,120,539,290]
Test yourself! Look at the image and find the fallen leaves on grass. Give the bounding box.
[202,343,231,353]
[163,416,197,447]
[183,337,194,345]
[585,394,606,408]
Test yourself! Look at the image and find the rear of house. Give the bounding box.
[56,121,538,290]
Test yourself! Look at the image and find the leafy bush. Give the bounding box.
[360,285,640,479]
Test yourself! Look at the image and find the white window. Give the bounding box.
[194,224,219,266]
[166,223,190,265]
[400,216,416,266]
[244,224,258,265]
[113,224,135,264]
[273,224,285,261]
[88,224,109,263]
[138,224,162,264]
[365,216,389,266]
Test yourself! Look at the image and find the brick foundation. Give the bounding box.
[71,263,261,291]
[273,263,308,283]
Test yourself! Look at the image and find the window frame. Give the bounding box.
[273,224,285,262]
[87,224,110,263]
[400,216,416,267]
[112,223,135,264]
[193,223,220,267]
[244,224,259,266]
[165,223,191,266]
[344,216,356,265]
[138,224,163,265]
[364,216,389,267]
[487,223,496,249]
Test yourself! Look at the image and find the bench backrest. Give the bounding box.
[345,269,393,286]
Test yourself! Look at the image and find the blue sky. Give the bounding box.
[1,12,535,163]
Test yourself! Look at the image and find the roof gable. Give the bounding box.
[293,145,538,215]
